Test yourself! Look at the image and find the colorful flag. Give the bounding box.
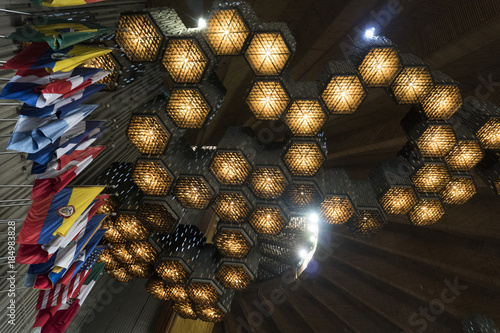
[9,17,112,50]
[29,121,104,173]
[7,104,97,153]
[19,84,106,118]
[29,0,107,7]
[0,42,112,73]
[17,186,104,245]
[0,67,108,107]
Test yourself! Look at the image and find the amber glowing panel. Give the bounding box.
[173,176,213,210]
[284,100,327,137]
[165,283,190,303]
[162,39,207,83]
[358,48,401,87]
[174,302,198,320]
[283,142,325,177]
[110,244,134,264]
[186,281,221,305]
[445,141,484,171]
[96,197,119,215]
[214,230,252,258]
[421,85,462,120]
[108,267,132,283]
[97,248,115,264]
[216,264,253,291]
[248,167,288,200]
[166,88,210,129]
[210,152,251,185]
[105,261,120,271]
[103,227,127,244]
[378,187,418,215]
[416,125,457,158]
[212,192,251,223]
[319,196,355,225]
[321,75,366,114]
[114,214,148,241]
[127,241,158,264]
[390,67,433,104]
[248,206,287,235]
[440,177,476,205]
[82,54,117,90]
[283,183,322,212]
[137,202,176,234]
[411,164,450,193]
[156,260,191,284]
[194,304,226,323]
[146,278,168,300]
[246,80,290,120]
[476,119,500,149]
[116,14,163,61]
[348,210,386,236]
[407,198,445,226]
[127,263,153,278]
[204,9,249,55]
[245,32,291,75]
[133,160,173,196]
[127,116,170,155]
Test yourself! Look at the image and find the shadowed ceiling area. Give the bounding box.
[145,1,500,332]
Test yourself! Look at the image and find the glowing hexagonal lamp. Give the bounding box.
[110,244,134,264]
[173,176,216,210]
[369,160,418,215]
[248,147,291,200]
[246,79,290,120]
[132,159,174,197]
[164,283,190,303]
[248,203,289,235]
[114,213,148,241]
[282,179,323,213]
[350,36,402,87]
[203,2,257,55]
[319,61,367,114]
[407,195,445,226]
[245,22,296,76]
[82,53,119,90]
[347,181,388,236]
[108,266,132,283]
[146,277,168,300]
[445,123,484,172]
[136,197,181,234]
[127,241,159,264]
[214,222,257,258]
[173,302,198,320]
[440,174,476,205]
[194,290,234,323]
[215,246,259,291]
[421,71,463,120]
[389,54,433,104]
[127,263,153,278]
[317,168,355,224]
[283,139,326,177]
[284,99,328,137]
[211,188,255,223]
[459,100,500,150]
[103,226,127,244]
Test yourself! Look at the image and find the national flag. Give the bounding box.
[19,84,106,118]
[6,104,98,153]
[0,67,108,107]
[29,122,104,173]
[8,17,112,50]
[57,245,105,286]
[17,186,104,245]
[33,263,106,333]
[0,42,112,73]
[30,0,107,7]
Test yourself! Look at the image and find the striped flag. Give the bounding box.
[0,42,112,73]
[8,16,112,50]
[0,67,109,107]
[6,104,97,154]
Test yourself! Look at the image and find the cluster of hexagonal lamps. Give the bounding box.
[95,1,500,323]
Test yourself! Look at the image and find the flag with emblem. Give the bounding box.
[0,42,112,73]
[17,186,104,245]
[8,16,112,50]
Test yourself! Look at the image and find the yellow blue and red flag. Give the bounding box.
[30,0,106,7]
[0,42,112,73]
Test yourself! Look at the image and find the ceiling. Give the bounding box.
[146,1,500,332]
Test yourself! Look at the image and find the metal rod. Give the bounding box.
[0,203,31,207]
[0,103,22,106]
[0,185,32,188]
[0,9,32,15]
[0,61,7,64]
[0,199,31,203]
[0,78,12,81]
[0,119,18,121]
[0,152,20,155]
[0,219,24,222]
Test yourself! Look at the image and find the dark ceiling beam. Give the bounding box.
[237,288,282,333]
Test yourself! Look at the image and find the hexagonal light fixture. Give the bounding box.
[347,181,388,236]
[459,100,500,150]
[421,71,463,120]
[132,159,174,196]
[127,241,159,264]
[283,139,326,177]
[407,195,445,226]
[389,54,433,104]
[146,277,168,300]
[248,203,288,235]
[282,179,323,213]
[214,222,256,258]
[317,168,355,224]
[110,244,134,264]
[210,151,252,186]
[173,302,197,320]
[445,123,484,172]
[114,213,148,242]
[108,266,132,283]
[475,151,500,195]
[246,79,290,120]
[245,23,295,76]
[127,263,153,278]
[173,176,215,210]
[162,37,210,84]
[215,246,259,291]
[440,174,477,205]
[319,61,367,114]
[248,166,288,200]
[284,99,328,137]
[136,197,181,234]
[211,188,255,223]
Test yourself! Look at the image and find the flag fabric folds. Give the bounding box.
[17,186,104,245]
[7,104,98,153]
[0,42,112,73]
[19,84,106,118]
[30,0,107,8]
[0,67,108,107]
[8,17,112,50]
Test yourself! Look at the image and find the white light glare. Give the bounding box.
[299,249,309,259]
[308,213,319,234]
[198,18,207,29]
[365,27,376,39]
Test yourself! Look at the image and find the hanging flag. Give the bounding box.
[0,42,112,73]
[17,186,104,245]
[36,262,106,333]
[29,0,107,8]
[6,104,98,153]
[29,122,104,173]
[57,245,105,286]
[19,84,106,118]
[8,17,112,50]
[0,67,108,107]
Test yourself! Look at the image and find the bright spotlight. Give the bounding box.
[309,212,319,224]
[365,27,376,38]
[299,249,309,259]
[309,235,317,243]
[198,18,207,29]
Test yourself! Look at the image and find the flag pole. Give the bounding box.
[0,9,32,15]
[0,199,31,203]
[0,185,32,187]
[0,203,32,208]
